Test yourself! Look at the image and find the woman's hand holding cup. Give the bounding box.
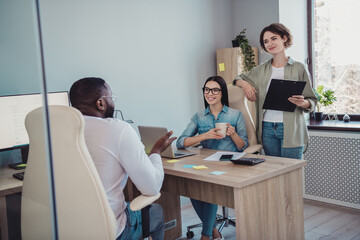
[226,123,236,136]
[215,123,228,138]
[204,128,224,140]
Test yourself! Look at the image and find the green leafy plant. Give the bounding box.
[232,29,256,72]
[313,85,337,112]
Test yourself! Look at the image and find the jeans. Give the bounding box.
[117,203,164,240]
[262,121,304,159]
[190,198,218,237]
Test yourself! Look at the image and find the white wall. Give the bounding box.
[39,0,234,136]
[279,0,308,64]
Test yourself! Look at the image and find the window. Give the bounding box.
[308,0,360,115]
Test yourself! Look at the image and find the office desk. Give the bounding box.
[0,167,23,240]
[161,148,306,240]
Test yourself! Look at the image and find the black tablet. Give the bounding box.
[262,79,306,112]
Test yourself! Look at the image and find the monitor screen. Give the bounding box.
[0,91,69,151]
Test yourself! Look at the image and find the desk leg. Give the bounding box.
[234,169,304,240]
[158,191,182,240]
[124,180,182,239]
[0,196,9,240]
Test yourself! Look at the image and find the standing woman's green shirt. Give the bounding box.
[235,57,318,150]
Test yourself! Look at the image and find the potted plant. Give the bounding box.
[232,29,256,72]
[313,85,337,121]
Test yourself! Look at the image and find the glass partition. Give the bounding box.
[0,0,57,239]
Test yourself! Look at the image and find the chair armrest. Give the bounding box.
[129,193,161,211]
[244,144,263,154]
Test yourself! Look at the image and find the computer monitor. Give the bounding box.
[0,91,69,162]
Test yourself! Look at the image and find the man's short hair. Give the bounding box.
[69,77,107,108]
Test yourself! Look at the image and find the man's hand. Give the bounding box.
[150,131,177,155]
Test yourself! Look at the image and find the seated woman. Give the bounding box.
[176,76,248,240]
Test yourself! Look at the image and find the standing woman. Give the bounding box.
[177,76,248,240]
[233,23,317,159]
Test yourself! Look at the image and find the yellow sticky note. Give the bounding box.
[219,63,225,72]
[192,165,208,170]
[166,159,180,163]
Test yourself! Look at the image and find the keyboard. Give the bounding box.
[13,171,25,181]
[230,158,265,165]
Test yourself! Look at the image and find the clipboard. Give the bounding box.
[262,79,306,112]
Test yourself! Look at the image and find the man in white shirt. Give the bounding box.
[69,77,176,240]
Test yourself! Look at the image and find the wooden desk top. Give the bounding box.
[0,167,23,197]
[162,148,306,189]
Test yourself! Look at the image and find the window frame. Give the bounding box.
[307,0,360,121]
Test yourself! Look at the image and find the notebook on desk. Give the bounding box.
[138,125,196,159]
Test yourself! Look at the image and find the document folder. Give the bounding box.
[262,79,306,112]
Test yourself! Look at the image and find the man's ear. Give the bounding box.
[96,98,106,111]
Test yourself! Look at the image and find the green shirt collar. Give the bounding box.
[267,57,295,66]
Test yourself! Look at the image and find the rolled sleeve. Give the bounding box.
[235,113,249,152]
[119,125,164,195]
[176,115,198,149]
[301,67,318,113]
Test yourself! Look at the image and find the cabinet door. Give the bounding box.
[216,47,258,84]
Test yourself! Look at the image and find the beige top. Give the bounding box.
[235,57,318,150]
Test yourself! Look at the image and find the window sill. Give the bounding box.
[307,119,360,132]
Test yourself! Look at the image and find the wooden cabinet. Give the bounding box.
[216,47,258,84]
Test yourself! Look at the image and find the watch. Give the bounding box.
[232,78,238,86]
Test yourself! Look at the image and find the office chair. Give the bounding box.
[21,105,160,240]
[186,85,262,239]
[227,85,262,154]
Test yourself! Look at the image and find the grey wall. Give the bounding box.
[0,0,43,165]
[0,0,42,95]
[1,0,308,164]
[39,0,234,136]
[232,0,279,64]
[232,0,308,65]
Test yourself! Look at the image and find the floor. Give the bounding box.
[176,197,360,240]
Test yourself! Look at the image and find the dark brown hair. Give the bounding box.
[259,23,293,52]
[202,76,229,109]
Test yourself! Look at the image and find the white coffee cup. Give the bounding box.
[215,123,227,138]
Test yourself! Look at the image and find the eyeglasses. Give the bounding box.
[100,95,118,102]
[202,87,221,95]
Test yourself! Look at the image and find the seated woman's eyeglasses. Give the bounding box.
[202,87,221,95]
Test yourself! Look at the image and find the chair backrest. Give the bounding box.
[21,105,116,240]
[227,85,258,146]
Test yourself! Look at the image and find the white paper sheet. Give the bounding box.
[204,151,245,161]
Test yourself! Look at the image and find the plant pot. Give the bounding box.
[315,112,323,121]
[232,40,239,47]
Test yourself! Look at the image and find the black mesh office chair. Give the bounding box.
[186,206,235,239]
